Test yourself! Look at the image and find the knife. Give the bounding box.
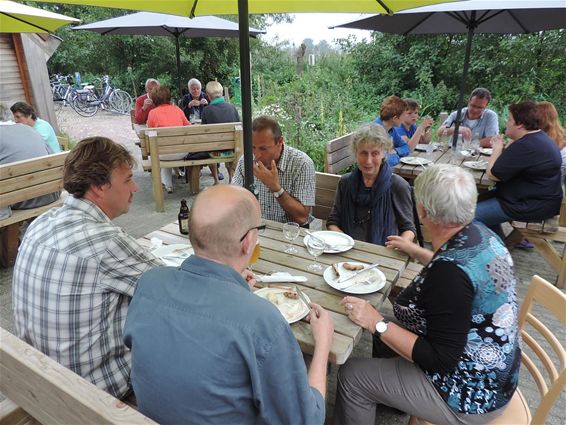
[294,286,312,312]
[337,263,380,284]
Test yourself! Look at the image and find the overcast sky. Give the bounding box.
[261,13,372,46]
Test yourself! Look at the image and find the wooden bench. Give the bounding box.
[139,123,244,211]
[313,172,340,226]
[508,198,566,289]
[0,152,68,267]
[0,327,155,425]
[324,132,354,174]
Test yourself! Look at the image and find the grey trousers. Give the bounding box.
[332,356,506,425]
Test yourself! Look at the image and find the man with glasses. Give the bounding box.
[437,87,499,148]
[124,185,334,425]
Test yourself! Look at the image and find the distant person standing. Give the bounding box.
[181,78,208,122]
[134,78,159,124]
[437,87,499,148]
[10,101,60,153]
[202,80,240,182]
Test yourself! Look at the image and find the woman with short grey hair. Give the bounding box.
[326,123,415,245]
[181,78,208,122]
[333,164,521,425]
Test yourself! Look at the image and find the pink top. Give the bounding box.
[147,104,190,128]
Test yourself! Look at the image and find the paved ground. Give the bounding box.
[1,108,565,424]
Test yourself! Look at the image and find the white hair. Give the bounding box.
[414,164,477,226]
[188,78,202,89]
[145,78,159,89]
[205,81,223,99]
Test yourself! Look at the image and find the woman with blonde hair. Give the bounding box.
[538,101,566,183]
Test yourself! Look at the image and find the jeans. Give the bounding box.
[474,197,511,240]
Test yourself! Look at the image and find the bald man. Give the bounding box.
[124,185,334,425]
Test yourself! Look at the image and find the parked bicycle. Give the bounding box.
[51,74,80,112]
[72,75,133,117]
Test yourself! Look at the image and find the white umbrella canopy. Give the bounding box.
[74,12,265,92]
[334,0,566,146]
[0,0,79,33]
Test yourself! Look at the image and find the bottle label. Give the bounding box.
[180,220,189,233]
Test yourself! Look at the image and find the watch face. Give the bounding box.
[376,320,388,334]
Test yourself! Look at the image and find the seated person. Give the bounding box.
[537,101,566,184]
[476,101,562,238]
[232,116,315,226]
[134,78,159,125]
[12,137,163,399]
[180,78,208,122]
[373,96,410,166]
[0,102,60,220]
[124,184,333,424]
[334,164,520,425]
[201,80,240,182]
[147,85,190,193]
[10,101,60,153]
[395,98,433,150]
[327,123,415,245]
[437,87,499,148]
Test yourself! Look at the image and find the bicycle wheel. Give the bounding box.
[72,93,99,117]
[108,89,133,114]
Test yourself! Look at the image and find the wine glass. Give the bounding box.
[247,241,260,273]
[438,129,450,152]
[283,222,300,254]
[306,237,326,272]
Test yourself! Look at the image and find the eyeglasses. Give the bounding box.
[239,224,266,242]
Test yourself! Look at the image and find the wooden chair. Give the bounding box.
[324,132,354,174]
[313,171,340,225]
[508,197,566,289]
[0,327,155,424]
[408,274,566,425]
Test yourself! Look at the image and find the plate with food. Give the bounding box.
[480,148,493,155]
[303,231,354,254]
[463,160,488,171]
[151,244,194,267]
[414,143,437,152]
[324,262,386,295]
[400,157,432,166]
[254,286,310,324]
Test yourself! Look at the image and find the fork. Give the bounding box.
[339,279,373,291]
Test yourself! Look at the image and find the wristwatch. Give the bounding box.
[273,187,285,199]
[375,319,389,338]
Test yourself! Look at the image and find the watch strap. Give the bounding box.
[273,188,285,198]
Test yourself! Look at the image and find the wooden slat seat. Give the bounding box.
[324,132,354,174]
[0,328,155,424]
[139,123,244,211]
[314,171,340,224]
[0,152,68,266]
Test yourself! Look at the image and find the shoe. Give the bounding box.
[218,171,225,181]
[165,186,173,194]
[515,239,534,250]
[178,168,186,178]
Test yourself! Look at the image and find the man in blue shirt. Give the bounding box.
[373,96,410,166]
[124,185,334,425]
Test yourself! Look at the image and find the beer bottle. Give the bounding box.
[178,199,189,235]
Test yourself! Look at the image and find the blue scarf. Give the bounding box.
[340,162,395,245]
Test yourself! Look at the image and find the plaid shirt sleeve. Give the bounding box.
[232,156,245,187]
[287,155,315,207]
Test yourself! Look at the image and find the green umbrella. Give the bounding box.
[0,0,79,33]
[30,0,458,191]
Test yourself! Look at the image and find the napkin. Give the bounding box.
[256,272,307,283]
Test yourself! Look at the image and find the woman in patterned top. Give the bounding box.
[333,164,521,425]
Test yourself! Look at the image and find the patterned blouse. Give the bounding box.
[394,223,521,414]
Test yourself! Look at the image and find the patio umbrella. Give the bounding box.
[334,0,566,146]
[74,12,264,95]
[31,0,458,192]
[0,0,78,33]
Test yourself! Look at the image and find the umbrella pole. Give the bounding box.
[175,34,182,97]
[452,12,476,148]
[238,0,256,194]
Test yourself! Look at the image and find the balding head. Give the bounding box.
[189,185,260,268]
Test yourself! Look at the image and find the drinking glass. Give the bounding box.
[248,241,260,272]
[438,129,450,152]
[306,237,326,272]
[283,222,300,254]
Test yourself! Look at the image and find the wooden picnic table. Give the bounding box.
[137,219,410,365]
[393,147,493,190]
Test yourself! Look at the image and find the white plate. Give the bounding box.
[254,287,310,324]
[463,160,488,171]
[400,157,432,166]
[151,244,194,267]
[323,262,386,295]
[460,150,473,158]
[415,143,437,152]
[303,231,355,254]
[480,148,493,155]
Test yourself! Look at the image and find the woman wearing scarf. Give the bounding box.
[326,123,415,245]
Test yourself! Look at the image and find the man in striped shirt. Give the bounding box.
[12,137,162,399]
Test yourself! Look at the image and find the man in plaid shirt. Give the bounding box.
[12,137,162,399]
[233,116,315,226]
